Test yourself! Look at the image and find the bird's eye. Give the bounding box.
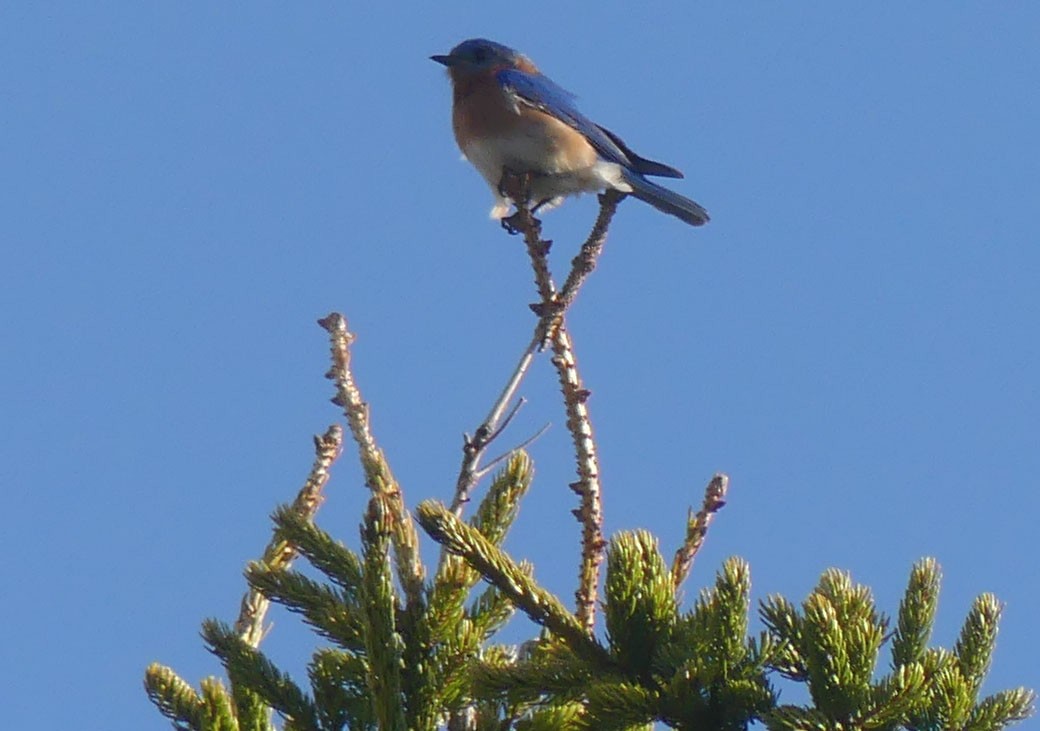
[471,48,487,63]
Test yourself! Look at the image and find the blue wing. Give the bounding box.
[496,68,683,179]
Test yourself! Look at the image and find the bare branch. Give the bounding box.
[475,422,551,480]
[451,333,542,516]
[548,325,604,632]
[510,194,621,634]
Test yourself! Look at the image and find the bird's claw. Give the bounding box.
[500,213,524,235]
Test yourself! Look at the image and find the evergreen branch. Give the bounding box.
[759,594,808,679]
[806,569,886,709]
[711,557,754,665]
[892,557,940,667]
[144,663,205,731]
[235,425,343,648]
[892,644,955,729]
[470,451,534,545]
[969,688,1037,730]
[604,531,677,678]
[955,593,1001,696]
[359,493,407,731]
[319,313,425,611]
[202,619,320,731]
[471,642,596,704]
[657,557,773,727]
[468,579,519,641]
[581,680,658,730]
[430,455,532,653]
[859,662,926,727]
[229,680,271,731]
[759,562,1037,731]
[308,649,375,731]
[764,704,831,731]
[308,651,354,731]
[801,592,854,716]
[671,473,729,590]
[200,677,240,731]
[428,554,476,644]
[932,664,976,727]
[245,563,364,651]
[400,591,440,731]
[516,704,585,730]
[270,505,363,599]
[417,500,611,667]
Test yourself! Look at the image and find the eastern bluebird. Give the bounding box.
[431,38,709,227]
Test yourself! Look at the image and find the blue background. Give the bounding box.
[2,4,1037,727]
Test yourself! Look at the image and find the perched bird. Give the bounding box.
[431,38,709,227]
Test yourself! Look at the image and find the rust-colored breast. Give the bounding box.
[449,67,597,176]
[451,72,517,146]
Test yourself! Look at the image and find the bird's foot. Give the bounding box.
[500,213,524,235]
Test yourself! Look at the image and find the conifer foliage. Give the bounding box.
[146,195,1034,730]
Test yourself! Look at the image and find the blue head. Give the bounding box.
[430,39,535,79]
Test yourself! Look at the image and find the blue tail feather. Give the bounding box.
[621,170,709,227]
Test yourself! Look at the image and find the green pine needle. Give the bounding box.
[199,677,239,731]
[893,557,941,667]
[582,680,659,730]
[955,593,1001,695]
[969,688,1039,731]
[271,505,363,599]
[417,499,610,667]
[605,531,677,678]
[470,451,534,545]
[202,619,319,731]
[359,494,407,731]
[308,649,372,731]
[245,563,363,651]
[143,663,205,731]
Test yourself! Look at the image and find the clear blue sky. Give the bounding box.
[3,4,1038,728]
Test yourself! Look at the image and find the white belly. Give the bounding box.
[461,135,630,218]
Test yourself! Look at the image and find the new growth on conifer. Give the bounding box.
[146,192,1034,730]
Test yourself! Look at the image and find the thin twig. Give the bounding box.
[318,313,425,607]
[450,176,564,520]
[489,396,527,444]
[547,190,625,339]
[475,422,551,480]
[234,424,344,647]
[671,473,729,589]
[450,332,541,516]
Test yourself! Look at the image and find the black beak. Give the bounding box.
[430,54,457,67]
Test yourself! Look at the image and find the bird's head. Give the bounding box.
[431,38,537,80]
